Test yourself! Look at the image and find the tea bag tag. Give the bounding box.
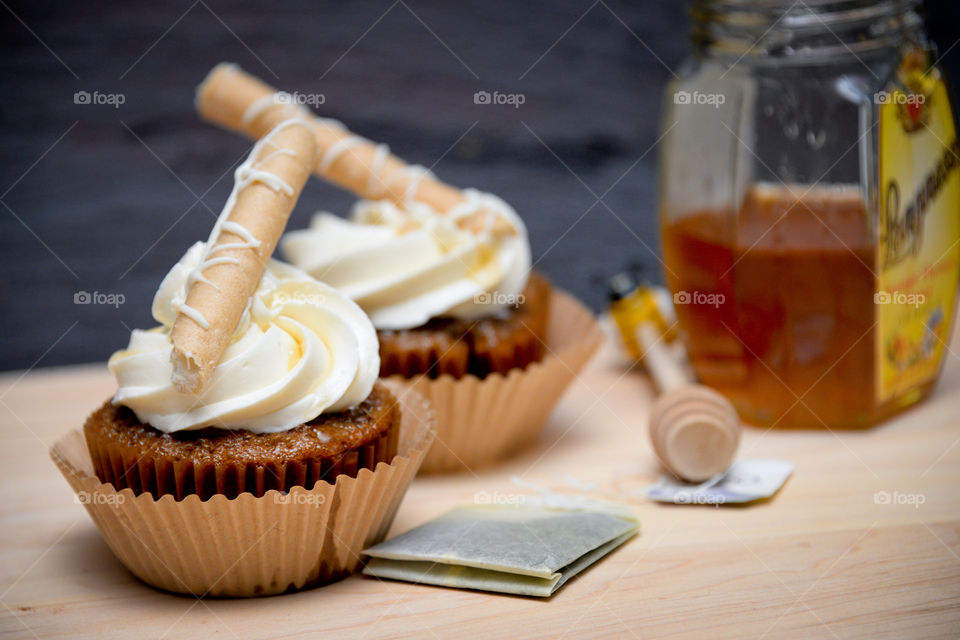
[646,459,793,505]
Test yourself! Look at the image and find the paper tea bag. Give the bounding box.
[363,499,638,597]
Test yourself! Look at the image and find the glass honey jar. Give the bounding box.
[659,0,960,428]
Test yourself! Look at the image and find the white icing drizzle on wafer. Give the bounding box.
[177,304,210,330]
[446,197,497,235]
[241,92,307,126]
[446,199,479,221]
[315,117,346,132]
[318,135,366,172]
[317,136,394,199]
[400,165,433,204]
[367,143,390,195]
[218,220,263,250]
[176,118,310,329]
[254,147,297,166]
[187,256,241,290]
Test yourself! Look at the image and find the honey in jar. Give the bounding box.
[658,1,959,428]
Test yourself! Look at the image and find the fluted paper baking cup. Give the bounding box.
[49,381,435,597]
[390,289,603,474]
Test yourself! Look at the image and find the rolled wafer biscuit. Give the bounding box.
[195,63,514,235]
[169,119,317,393]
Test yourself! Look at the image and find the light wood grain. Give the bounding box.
[1,323,958,639]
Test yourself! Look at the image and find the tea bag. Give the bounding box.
[363,497,639,597]
[646,459,793,505]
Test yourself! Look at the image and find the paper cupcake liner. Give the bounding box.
[85,399,399,501]
[389,289,604,474]
[49,380,435,597]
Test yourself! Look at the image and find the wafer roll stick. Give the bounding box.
[169,119,317,394]
[196,63,514,235]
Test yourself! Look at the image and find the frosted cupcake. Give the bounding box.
[52,119,434,596]
[89,247,396,500]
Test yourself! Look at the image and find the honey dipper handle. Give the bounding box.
[635,323,689,392]
[636,321,741,482]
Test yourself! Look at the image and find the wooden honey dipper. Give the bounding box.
[609,273,740,483]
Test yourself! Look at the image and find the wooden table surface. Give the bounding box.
[1,326,959,639]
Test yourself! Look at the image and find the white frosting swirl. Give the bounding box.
[281,189,532,330]
[109,242,379,433]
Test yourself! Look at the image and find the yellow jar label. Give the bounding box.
[876,55,960,402]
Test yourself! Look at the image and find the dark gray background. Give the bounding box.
[1,0,958,370]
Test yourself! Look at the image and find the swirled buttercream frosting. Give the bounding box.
[281,189,532,330]
[110,242,380,433]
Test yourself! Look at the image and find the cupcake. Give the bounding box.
[282,198,600,474]
[91,249,397,500]
[52,119,434,596]
[195,63,604,473]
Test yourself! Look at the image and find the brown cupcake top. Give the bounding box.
[378,271,551,379]
[86,381,398,467]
